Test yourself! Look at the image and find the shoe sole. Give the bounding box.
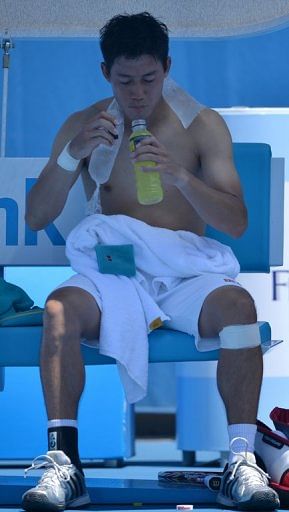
[271,481,289,509]
[67,492,91,508]
[22,491,91,512]
[217,490,280,510]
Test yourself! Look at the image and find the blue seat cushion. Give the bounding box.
[0,321,271,367]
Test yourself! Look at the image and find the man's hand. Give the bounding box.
[68,111,119,160]
[130,135,189,187]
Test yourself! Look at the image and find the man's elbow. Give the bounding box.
[25,211,44,231]
[230,215,248,239]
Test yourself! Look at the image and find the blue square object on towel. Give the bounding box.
[95,244,136,277]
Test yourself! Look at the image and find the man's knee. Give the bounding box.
[44,287,101,341]
[199,286,257,337]
[44,289,81,338]
[221,286,257,321]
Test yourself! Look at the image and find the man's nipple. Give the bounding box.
[103,184,112,192]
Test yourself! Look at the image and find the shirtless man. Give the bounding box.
[22,12,279,512]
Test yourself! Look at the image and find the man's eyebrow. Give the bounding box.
[116,71,157,78]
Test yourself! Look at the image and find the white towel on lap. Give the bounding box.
[66,214,240,403]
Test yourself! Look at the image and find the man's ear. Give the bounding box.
[101,62,110,81]
[164,57,171,77]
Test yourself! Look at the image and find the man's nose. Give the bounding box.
[130,82,145,99]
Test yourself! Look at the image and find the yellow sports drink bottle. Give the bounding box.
[129,119,163,205]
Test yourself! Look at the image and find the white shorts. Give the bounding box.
[56,272,242,350]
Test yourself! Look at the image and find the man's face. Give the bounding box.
[102,55,170,121]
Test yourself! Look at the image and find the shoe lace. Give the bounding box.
[229,436,270,484]
[24,454,71,488]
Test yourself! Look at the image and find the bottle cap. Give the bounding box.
[131,119,146,128]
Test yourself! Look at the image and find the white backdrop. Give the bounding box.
[1,0,289,37]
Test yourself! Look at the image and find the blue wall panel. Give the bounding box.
[1,26,289,158]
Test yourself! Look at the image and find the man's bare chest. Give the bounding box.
[108,130,200,189]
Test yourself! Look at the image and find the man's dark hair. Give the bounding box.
[100,12,169,73]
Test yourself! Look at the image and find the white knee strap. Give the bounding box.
[219,322,261,349]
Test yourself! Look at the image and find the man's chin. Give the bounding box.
[127,108,154,122]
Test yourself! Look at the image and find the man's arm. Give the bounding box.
[176,109,247,238]
[25,113,83,230]
[25,107,118,231]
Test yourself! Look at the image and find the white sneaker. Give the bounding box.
[217,448,280,510]
[22,450,91,511]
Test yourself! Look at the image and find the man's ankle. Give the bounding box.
[47,423,83,474]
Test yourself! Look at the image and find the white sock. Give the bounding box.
[228,423,257,464]
[47,419,78,429]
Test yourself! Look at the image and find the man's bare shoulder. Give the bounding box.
[189,107,229,134]
[188,107,232,150]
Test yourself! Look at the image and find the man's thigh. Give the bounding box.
[158,273,242,339]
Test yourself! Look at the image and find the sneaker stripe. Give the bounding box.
[66,478,76,499]
[221,471,240,500]
[78,471,87,494]
[70,470,86,498]
[227,476,239,499]
[67,475,79,499]
[221,470,233,497]
[71,472,82,496]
